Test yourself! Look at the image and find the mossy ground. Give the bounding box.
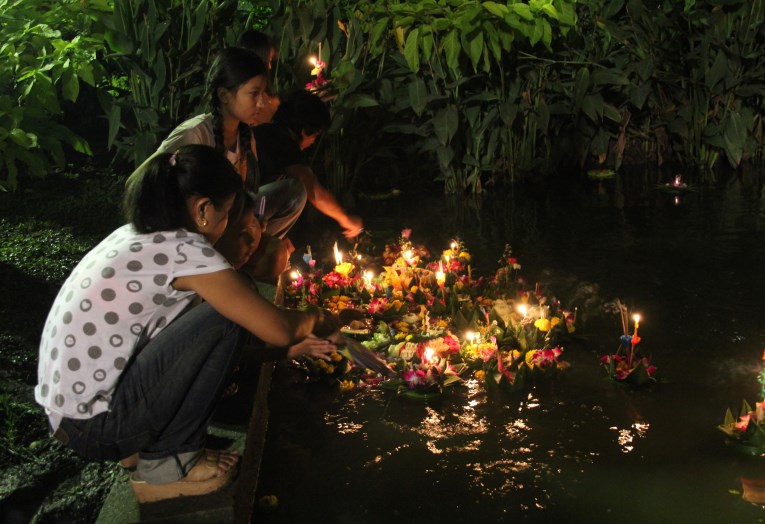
[0,169,125,523]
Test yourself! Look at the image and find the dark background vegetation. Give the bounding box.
[1,0,764,521]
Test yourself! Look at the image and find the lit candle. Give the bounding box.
[363,270,375,292]
[517,304,528,318]
[435,261,447,302]
[632,314,641,337]
[435,262,446,286]
[423,346,440,365]
[333,241,353,276]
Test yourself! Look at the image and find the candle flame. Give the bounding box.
[290,270,301,280]
[333,242,343,265]
[633,314,641,324]
[423,346,439,364]
[436,261,445,285]
[518,304,528,317]
[309,55,318,66]
[466,331,476,343]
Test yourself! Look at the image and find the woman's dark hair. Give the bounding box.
[273,89,331,138]
[124,144,244,233]
[236,30,275,70]
[207,47,267,191]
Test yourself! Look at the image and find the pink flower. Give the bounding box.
[404,369,427,388]
[736,414,751,431]
[367,298,387,315]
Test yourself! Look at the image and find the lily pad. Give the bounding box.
[587,169,616,180]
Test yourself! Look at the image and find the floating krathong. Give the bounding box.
[282,231,574,398]
[600,303,658,386]
[718,350,765,456]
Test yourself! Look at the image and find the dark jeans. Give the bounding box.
[56,302,246,480]
[255,176,307,239]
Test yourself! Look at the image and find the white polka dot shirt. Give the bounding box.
[35,225,231,430]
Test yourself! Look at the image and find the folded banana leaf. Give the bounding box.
[340,336,396,377]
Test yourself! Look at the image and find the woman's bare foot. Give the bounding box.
[185,448,239,481]
[130,448,240,503]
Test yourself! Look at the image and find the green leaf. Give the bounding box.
[61,68,79,102]
[482,1,509,17]
[723,111,746,167]
[407,77,428,116]
[370,19,389,48]
[190,2,209,47]
[603,103,621,123]
[630,81,651,109]
[591,69,629,86]
[574,67,590,110]
[151,49,167,102]
[468,32,484,71]
[344,94,379,108]
[9,129,37,149]
[404,28,420,73]
[443,30,461,73]
[706,50,729,91]
[432,105,459,145]
[509,3,534,21]
[530,18,544,46]
[581,93,604,123]
[107,103,121,150]
[432,18,451,31]
[540,4,559,20]
[603,0,626,18]
[77,62,95,87]
[421,30,435,62]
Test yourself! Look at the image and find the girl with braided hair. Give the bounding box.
[127,47,303,281]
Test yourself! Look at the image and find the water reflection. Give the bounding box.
[610,421,650,454]
[258,169,765,523]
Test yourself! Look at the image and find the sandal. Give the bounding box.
[130,449,239,503]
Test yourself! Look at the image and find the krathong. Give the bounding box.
[600,303,658,386]
[282,231,575,399]
[718,350,765,456]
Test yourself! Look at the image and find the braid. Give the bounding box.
[238,122,260,192]
[210,97,226,157]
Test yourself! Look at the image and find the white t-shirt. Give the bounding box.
[35,224,231,430]
[152,113,243,178]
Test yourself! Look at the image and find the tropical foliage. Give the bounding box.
[0,0,111,190]
[1,0,764,192]
[265,0,765,193]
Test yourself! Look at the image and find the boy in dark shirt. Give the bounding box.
[252,89,364,240]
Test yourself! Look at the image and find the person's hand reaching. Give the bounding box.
[341,215,364,239]
[286,334,338,361]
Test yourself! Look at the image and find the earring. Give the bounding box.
[199,218,208,227]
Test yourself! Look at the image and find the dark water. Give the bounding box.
[255,169,765,523]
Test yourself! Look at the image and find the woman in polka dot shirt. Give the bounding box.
[35,144,338,503]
